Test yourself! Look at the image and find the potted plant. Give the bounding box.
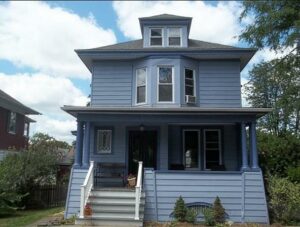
[84,204,92,217]
[127,173,137,187]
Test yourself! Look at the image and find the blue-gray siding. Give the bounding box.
[65,168,88,218]
[143,169,269,223]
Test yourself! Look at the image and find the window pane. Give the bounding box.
[159,85,172,101]
[185,86,194,96]
[137,86,146,103]
[206,131,219,142]
[24,122,29,136]
[169,37,181,46]
[205,130,221,169]
[151,29,162,37]
[184,131,199,168]
[185,79,194,86]
[185,69,193,79]
[150,38,162,46]
[168,28,180,37]
[97,130,112,153]
[8,112,16,133]
[137,68,146,86]
[159,67,172,83]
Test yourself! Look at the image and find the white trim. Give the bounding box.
[157,66,175,103]
[184,67,196,99]
[182,129,201,170]
[135,67,147,105]
[149,27,163,47]
[167,27,182,47]
[96,129,112,154]
[203,129,222,170]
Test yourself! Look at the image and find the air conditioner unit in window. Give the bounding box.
[185,95,196,104]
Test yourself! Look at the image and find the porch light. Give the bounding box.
[139,124,145,131]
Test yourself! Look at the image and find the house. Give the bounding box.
[62,14,271,226]
[0,89,39,159]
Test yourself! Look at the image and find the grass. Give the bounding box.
[0,207,64,227]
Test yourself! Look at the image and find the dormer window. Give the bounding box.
[150,28,163,46]
[168,28,181,46]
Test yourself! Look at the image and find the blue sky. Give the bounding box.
[0,1,279,143]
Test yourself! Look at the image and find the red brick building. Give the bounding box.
[0,89,40,151]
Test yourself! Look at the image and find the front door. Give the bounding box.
[128,130,157,175]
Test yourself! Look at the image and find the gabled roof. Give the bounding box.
[0,89,40,115]
[139,14,192,20]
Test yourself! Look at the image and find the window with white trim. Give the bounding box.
[168,28,181,46]
[158,66,173,102]
[136,68,147,104]
[150,28,163,46]
[204,129,222,169]
[8,111,17,134]
[185,68,195,96]
[96,129,112,154]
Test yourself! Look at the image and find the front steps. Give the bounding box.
[76,188,145,227]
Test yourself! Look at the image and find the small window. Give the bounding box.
[8,112,17,134]
[185,68,195,96]
[204,129,222,169]
[136,68,147,104]
[96,129,112,154]
[150,28,162,46]
[168,28,181,46]
[184,130,200,169]
[158,66,173,102]
[24,122,29,137]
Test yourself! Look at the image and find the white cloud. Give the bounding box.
[113,1,243,45]
[0,73,88,143]
[0,1,117,79]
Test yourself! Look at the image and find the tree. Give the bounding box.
[239,1,300,52]
[173,196,187,222]
[213,196,226,224]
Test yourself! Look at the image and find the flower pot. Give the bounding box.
[84,204,92,217]
[127,177,136,187]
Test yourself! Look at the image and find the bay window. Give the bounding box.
[158,66,173,102]
[136,68,147,104]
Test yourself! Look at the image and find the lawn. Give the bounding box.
[0,207,64,227]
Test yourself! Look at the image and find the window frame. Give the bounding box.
[7,111,17,134]
[184,68,196,98]
[135,67,147,105]
[24,122,29,137]
[149,27,163,47]
[203,129,222,170]
[182,129,201,170]
[167,27,182,47]
[157,65,174,103]
[95,129,113,154]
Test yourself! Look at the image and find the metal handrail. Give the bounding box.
[79,161,94,218]
[134,161,143,220]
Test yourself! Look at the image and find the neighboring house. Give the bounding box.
[0,89,39,159]
[63,14,271,226]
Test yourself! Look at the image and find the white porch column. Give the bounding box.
[241,122,249,170]
[82,121,91,168]
[249,121,259,170]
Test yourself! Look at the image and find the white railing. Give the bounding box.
[79,161,94,218]
[134,161,143,220]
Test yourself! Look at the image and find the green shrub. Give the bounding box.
[287,166,300,183]
[268,176,300,224]
[185,208,198,223]
[203,208,215,226]
[213,196,226,224]
[173,196,187,222]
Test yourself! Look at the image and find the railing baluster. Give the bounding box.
[135,161,143,220]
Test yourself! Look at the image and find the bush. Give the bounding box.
[268,176,300,224]
[185,208,198,223]
[287,166,300,183]
[173,196,187,222]
[213,196,226,224]
[203,208,215,226]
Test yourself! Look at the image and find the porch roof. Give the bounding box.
[62,106,271,118]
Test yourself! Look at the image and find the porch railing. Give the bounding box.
[79,161,94,218]
[134,161,143,220]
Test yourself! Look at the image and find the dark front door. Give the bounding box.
[128,130,157,175]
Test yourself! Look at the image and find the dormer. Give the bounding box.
[139,14,192,48]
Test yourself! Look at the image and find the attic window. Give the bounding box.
[168,28,181,46]
[150,28,162,46]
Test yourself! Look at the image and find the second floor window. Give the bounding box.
[8,111,17,134]
[136,68,147,104]
[150,28,162,46]
[185,68,195,96]
[158,66,173,102]
[168,28,181,46]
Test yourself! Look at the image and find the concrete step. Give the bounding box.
[91,203,144,213]
[75,217,143,227]
[91,189,144,198]
[92,212,144,219]
[88,198,145,206]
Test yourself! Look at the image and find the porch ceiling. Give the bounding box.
[61,106,271,118]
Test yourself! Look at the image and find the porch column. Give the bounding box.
[74,120,84,168]
[240,122,249,170]
[82,121,91,168]
[249,121,259,169]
